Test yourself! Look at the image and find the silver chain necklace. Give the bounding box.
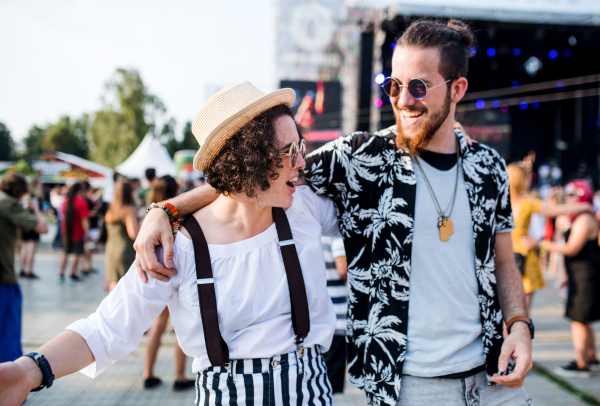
[412,136,461,242]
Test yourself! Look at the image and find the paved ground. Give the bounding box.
[14,249,600,405]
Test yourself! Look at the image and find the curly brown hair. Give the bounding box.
[204,104,301,198]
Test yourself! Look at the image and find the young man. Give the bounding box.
[0,174,48,363]
[135,19,532,405]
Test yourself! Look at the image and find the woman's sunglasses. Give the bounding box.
[280,139,306,169]
[382,77,459,100]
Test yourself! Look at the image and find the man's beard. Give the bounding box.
[395,92,451,155]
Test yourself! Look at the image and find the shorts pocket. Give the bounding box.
[199,368,229,392]
[303,356,328,382]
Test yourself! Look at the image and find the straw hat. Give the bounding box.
[192,81,296,172]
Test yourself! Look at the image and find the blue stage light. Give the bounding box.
[519,101,528,110]
[469,47,477,56]
[513,47,521,56]
[563,49,571,57]
[391,41,397,50]
[511,80,520,89]
[486,48,496,57]
[549,50,558,59]
[375,73,386,85]
[532,101,540,109]
[491,100,500,108]
[476,99,486,109]
[556,81,565,90]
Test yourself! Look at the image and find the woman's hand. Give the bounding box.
[454,121,478,146]
[0,361,37,406]
[521,236,541,251]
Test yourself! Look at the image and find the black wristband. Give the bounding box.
[23,352,55,391]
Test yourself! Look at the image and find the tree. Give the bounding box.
[90,68,166,168]
[41,116,89,158]
[0,122,14,160]
[163,120,198,157]
[21,125,47,158]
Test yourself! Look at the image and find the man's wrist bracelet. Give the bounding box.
[146,202,179,224]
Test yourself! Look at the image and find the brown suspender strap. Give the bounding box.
[181,208,311,368]
[272,207,311,344]
[181,216,230,368]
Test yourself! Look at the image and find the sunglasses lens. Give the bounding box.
[289,143,298,168]
[382,78,400,98]
[408,79,427,99]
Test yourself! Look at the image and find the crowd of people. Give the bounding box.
[0,17,599,406]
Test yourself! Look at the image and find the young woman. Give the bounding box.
[523,180,600,376]
[143,175,195,391]
[19,179,44,279]
[58,183,90,284]
[0,82,338,406]
[507,164,592,315]
[104,181,140,292]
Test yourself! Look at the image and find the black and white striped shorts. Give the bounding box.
[194,346,333,406]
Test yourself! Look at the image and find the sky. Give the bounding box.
[0,0,277,142]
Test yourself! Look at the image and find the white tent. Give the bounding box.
[116,134,177,180]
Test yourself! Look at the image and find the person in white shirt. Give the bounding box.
[0,82,340,406]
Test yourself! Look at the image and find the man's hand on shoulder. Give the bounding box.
[134,208,178,283]
[490,322,532,388]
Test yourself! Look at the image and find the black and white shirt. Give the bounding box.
[304,126,514,406]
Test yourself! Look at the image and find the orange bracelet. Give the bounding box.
[158,201,179,222]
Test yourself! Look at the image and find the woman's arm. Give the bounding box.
[125,206,140,240]
[536,202,592,218]
[524,214,596,257]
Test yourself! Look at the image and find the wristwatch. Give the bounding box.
[23,352,55,391]
[506,316,535,339]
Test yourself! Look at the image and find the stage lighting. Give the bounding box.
[511,80,520,89]
[532,101,540,109]
[519,101,528,110]
[375,73,385,85]
[568,35,577,46]
[513,47,521,56]
[476,99,486,109]
[374,99,383,107]
[556,81,565,90]
[563,49,571,57]
[525,56,543,76]
[486,47,496,57]
[548,50,558,59]
[491,100,500,108]
[500,104,509,112]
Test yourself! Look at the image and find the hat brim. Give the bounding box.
[193,88,296,172]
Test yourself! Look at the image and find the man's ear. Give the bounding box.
[451,77,469,104]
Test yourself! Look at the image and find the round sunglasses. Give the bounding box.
[280,139,306,169]
[382,77,459,100]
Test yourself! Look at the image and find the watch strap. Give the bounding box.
[23,352,55,391]
[506,316,531,334]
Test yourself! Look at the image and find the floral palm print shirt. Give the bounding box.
[304,126,514,406]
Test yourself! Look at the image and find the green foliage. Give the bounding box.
[21,125,47,158]
[41,115,89,158]
[163,121,199,157]
[0,122,14,160]
[90,68,166,168]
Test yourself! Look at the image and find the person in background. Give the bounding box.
[104,181,139,293]
[0,174,48,362]
[18,179,44,279]
[79,181,96,275]
[320,236,347,394]
[59,183,90,284]
[138,168,156,205]
[50,185,66,249]
[143,175,194,390]
[523,180,600,377]
[507,164,593,315]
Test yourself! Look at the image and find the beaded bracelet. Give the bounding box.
[146,202,175,224]
[158,201,179,222]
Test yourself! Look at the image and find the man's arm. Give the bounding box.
[490,232,532,388]
[134,184,219,282]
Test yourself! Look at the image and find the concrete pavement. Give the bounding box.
[14,251,599,405]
